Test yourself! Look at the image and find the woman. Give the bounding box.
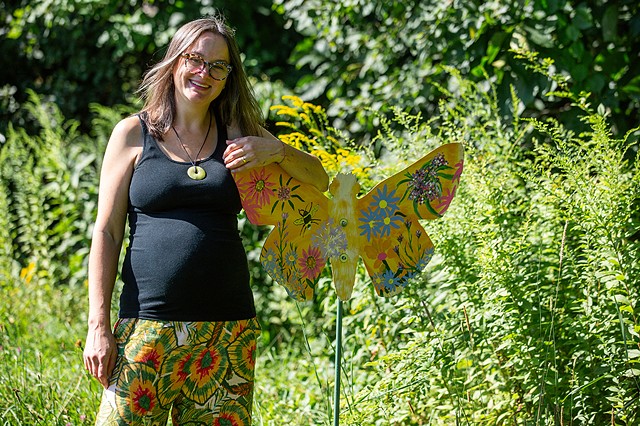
[83,14,328,425]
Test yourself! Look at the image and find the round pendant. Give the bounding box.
[187,165,206,180]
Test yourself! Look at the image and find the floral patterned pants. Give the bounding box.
[94,317,260,426]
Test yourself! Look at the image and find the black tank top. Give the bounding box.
[119,112,256,321]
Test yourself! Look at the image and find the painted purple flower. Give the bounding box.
[312,219,347,258]
[405,154,449,205]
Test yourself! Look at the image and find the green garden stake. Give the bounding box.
[334,299,343,426]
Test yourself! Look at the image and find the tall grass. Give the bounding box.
[0,263,97,425]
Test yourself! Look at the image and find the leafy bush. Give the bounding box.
[336,66,640,425]
[275,0,640,136]
[0,91,123,288]
[0,262,97,425]
[253,62,639,425]
[0,0,302,136]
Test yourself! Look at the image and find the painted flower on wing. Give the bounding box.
[311,218,347,258]
[242,197,261,224]
[371,272,385,295]
[358,207,383,242]
[238,168,275,208]
[453,159,464,183]
[261,247,279,277]
[363,238,394,270]
[370,184,400,216]
[379,213,403,237]
[434,186,457,215]
[298,246,326,280]
[272,174,304,213]
[278,185,291,201]
[405,153,449,206]
[283,247,298,268]
[382,269,401,292]
[431,152,448,169]
[415,247,434,271]
[407,168,440,204]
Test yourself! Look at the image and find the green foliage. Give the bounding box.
[3,74,639,424]
[0,91,126,287]
[335,70,640,424]
[2,5,640,421]
[5,0,640,143]
[0,0,301,135]
[275,0,640,136]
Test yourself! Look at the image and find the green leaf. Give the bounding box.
[586,73,605,93]
[564,24,580,42]
[628,349,640,359]
[568,41,585,60]
[573,5,593,30]
[525,26,554,48]
[602,6,618,42]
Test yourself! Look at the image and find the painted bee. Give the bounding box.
[294,203,320,234]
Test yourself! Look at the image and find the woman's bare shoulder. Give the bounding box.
[111,115,144,148]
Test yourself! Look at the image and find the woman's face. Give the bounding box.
[173,32,231,109]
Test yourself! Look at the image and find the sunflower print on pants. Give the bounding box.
[94,317,260,426]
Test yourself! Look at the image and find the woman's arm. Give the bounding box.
[224,126,329,192]
[83,116,141,388]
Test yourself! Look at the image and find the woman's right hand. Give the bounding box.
[83,325,117,388]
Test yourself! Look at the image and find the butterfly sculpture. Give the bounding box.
[233,143,464,301]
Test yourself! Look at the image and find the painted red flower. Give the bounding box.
[453,159,464,183]
[242,196,261,224]
[238,168,275,208]
[297,246,326,280]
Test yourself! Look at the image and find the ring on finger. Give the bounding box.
[242,157,248,165]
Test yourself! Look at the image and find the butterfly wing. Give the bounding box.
[356,143,464,296]
[233,163,329,301]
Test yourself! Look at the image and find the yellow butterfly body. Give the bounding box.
[327,173,362,300]
[233,143,464,301]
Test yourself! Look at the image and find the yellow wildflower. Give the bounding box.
[275,121,297,129]
[309,128,324,138]
[282,95,305,108]
[20,262,36,284]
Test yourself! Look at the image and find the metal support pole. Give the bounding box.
[333,299,343,426]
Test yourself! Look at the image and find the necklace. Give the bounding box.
[171,111,212,180]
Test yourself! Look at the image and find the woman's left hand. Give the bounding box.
[223,136,285,172]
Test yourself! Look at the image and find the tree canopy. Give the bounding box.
[0,0,302,133]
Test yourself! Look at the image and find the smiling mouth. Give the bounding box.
[190,79,211,89]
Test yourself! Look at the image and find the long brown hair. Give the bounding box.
[138,14,264,140]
